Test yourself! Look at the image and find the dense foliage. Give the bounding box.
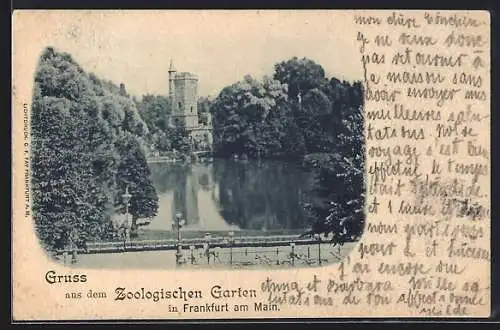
[211,57,365,243]
[31,47,159,252]
[135,94,195,154]
[212,75,304,160]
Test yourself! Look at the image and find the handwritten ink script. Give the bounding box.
[355,10,490,317]
[257,11,490,317]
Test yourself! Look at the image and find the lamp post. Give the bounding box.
[189,245,195,264]
[174,212,185,265]
[315,233,322,266]
[122,186,132,250]
[228,231,234,265]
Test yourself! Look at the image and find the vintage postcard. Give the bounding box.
[12,10,491,320]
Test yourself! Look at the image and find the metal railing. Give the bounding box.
[176,242,345,267]
[54,235,352,268]
[66,235,328,254]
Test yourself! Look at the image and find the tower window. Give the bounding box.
[178,102,182,109]
[190,106,193,113]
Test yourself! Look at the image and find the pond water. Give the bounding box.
[146,159,316,234]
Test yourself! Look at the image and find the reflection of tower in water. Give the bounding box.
[170,163,232,231]
[172,167,200,228]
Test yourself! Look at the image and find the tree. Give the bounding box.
[114,132,159,236]
[136,94,171,132]
[197,96,213,114]
[281,117,306,159]
[301,81,365,245]
[121,97,149,138]
[31,47,158,252]
[32,48,121,251]
[166,126,192,153]
[135,94,172,152]
[273,57,327,101]
[295,88,334,153]
[211,75,289,158]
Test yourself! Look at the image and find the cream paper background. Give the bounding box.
[12,10,490,320]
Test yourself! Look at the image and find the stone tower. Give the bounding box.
[168,59,199,129]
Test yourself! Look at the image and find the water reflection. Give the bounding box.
[148,159,314,232]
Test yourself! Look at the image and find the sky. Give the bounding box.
[20,10,364,98]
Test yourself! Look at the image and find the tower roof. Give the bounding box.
[169,59,176,72]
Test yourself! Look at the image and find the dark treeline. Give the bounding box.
[31,47,159,252]
[211,57,365,242]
